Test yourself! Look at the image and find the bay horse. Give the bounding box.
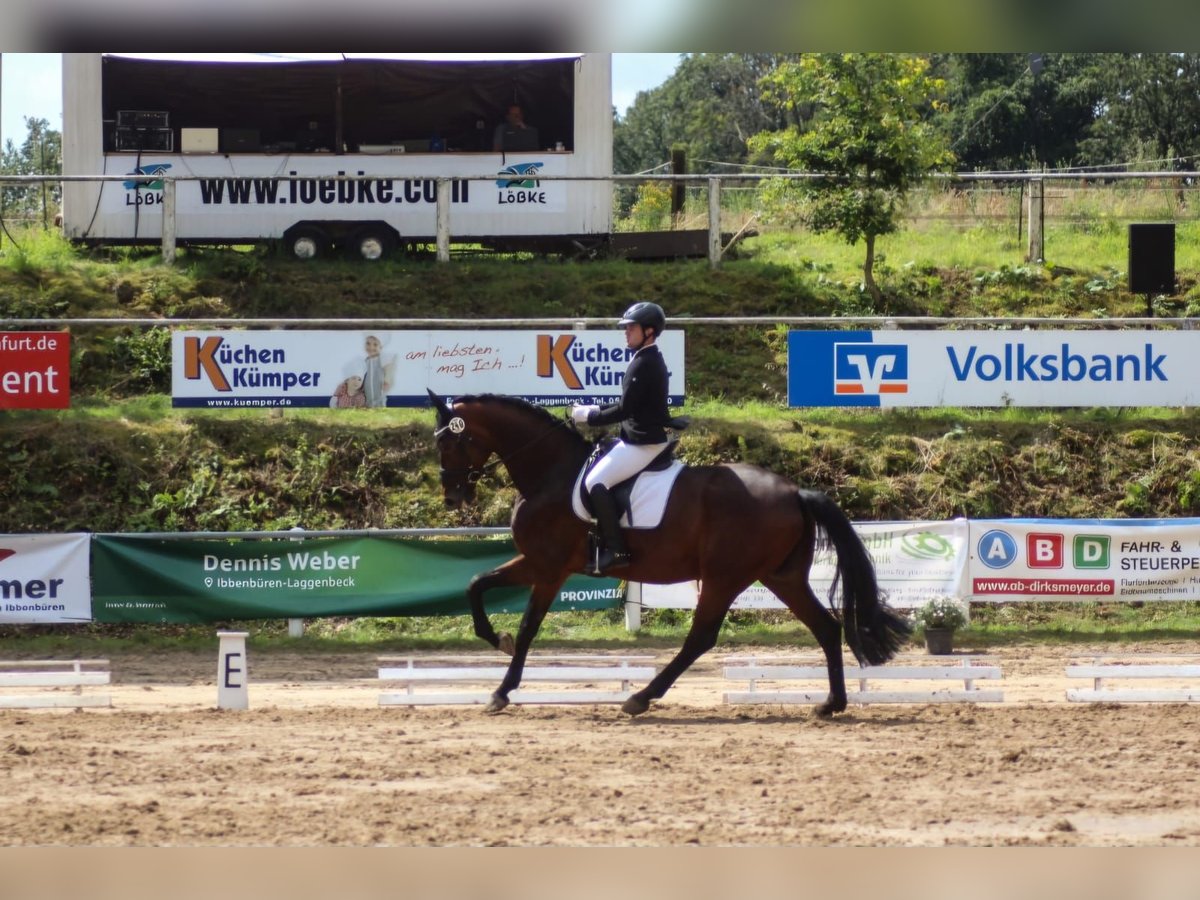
[428,389,910,717]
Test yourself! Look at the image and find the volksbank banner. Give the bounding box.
[641,520,969,612]
[91,535,622,623]
[171,330,685,409]
[788,330,1198,407]
[969,518,1200,602]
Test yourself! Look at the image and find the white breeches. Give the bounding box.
[584,440,670,491]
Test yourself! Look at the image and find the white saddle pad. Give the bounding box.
[572,460,686,529]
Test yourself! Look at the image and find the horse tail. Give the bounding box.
[797,489,911,666]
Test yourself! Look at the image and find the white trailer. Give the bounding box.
[61,52,613,260]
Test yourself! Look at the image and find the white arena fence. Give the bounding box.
[721,654,1004,706]
[0,659,112,709]
[1066,655,1200,703]
[377,654,657,706]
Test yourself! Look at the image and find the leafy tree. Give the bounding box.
[1,116,63,230]
[932,53,1106,171]
[1079,54,1200,170]
[749,53,954,304]
[614,53,800,175]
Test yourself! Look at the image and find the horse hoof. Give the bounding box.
[815,698,847,719]
[485,693,509,714]
[621,696,650,717]
[498,633,515,656]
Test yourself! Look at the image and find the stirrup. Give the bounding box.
[587,547,631,576]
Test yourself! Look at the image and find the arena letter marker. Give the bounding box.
[217,631,250,710]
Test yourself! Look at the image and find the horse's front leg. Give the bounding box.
[467,555,537,654]
[486,580,564,714]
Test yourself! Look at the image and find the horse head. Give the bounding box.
[427,389,497,508]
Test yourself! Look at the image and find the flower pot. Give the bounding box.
[923,627,955,655]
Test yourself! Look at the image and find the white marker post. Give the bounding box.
[217,631,249,710]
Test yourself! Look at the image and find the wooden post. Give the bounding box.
[708,176,722,270]
[161,178,176,264]
[436,178,451,263]
[1026,177,1044,263]
[670,147,686,217]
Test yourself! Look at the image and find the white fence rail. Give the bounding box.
[0,659,112,709]
[721,654,1004,706]
[378,654,656,706]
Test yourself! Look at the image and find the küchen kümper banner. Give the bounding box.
[172,329,685,409]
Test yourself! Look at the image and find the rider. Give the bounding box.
[571,301,682,574]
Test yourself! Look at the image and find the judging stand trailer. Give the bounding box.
[61,53,613,260]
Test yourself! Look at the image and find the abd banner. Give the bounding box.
[91,535,623,623]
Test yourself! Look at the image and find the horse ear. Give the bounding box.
[427,388,452,425]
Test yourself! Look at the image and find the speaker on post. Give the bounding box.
[1128,223,1175,295]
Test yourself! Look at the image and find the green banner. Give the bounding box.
[91,535,624,623]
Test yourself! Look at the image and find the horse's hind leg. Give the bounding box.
[623,580,743,717]
[760,572,847,717]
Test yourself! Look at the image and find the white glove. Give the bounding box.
[571,404,599,425]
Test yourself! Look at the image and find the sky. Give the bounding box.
[1,52,681,147]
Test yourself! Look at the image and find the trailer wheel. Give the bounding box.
[347,225,397,261]
[284,225,329,260]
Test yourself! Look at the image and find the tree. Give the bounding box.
[749,54,954,304]
[931,53,1107,172]
[614,54,800,175]
[1,116,63,229]
[1079,54,1200,170]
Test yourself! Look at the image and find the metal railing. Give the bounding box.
[3,169,1198,268]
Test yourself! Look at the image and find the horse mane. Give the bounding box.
[454,393,588,448]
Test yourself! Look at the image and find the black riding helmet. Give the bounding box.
[618,301,666,336]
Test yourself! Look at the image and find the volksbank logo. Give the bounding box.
[946,343,1167,382]
[834,342,908,395]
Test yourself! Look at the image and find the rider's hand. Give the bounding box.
[571,404,598,425]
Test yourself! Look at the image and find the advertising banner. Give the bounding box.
[788,329,1200,407]
[0,332,70,410]
[90,535,623,623]
[106,153,571,240]
[968,518,1200,602]
[171,329,685,409]
[641,520,969,611]
[0,533,91,623]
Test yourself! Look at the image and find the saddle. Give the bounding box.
[573,437,684,529]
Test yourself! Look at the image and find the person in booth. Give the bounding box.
[571,301,686,575]
[492,104,539,152]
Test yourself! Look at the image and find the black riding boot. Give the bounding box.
[588,484,631,575]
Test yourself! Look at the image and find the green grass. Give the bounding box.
[6,602,1200,659]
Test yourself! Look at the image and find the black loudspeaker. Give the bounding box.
[1128,223,1175,295]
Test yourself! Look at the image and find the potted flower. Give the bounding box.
[912,596,968,655]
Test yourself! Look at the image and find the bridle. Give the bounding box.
[434,412,563,487]
[434,415,495,485]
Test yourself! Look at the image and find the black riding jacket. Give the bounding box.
[587,343,674,444]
